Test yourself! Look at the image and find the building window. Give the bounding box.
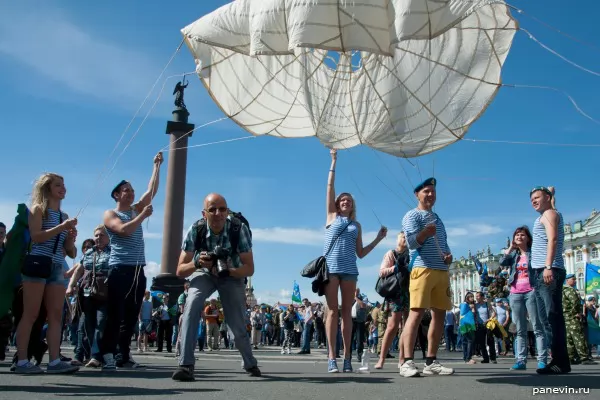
[577,273,584,290]
[576,251,583,262]
[592,247,599,260]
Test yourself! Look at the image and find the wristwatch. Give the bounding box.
[544,265,552,270]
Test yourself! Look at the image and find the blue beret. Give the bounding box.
[414,177,437,193]
[566,273,575,280]
[111,180,129,200]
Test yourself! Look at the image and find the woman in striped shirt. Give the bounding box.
[324,149,387,373]
[15,173,79,374]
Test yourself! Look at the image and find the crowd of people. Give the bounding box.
[0,148,598,382]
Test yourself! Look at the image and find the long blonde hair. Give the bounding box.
[31,173,64,218]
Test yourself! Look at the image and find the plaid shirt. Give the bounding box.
[182,216,252,269]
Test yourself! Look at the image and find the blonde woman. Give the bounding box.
[324,149,387,373]
[15,173,79,374]
[375,232,410,369]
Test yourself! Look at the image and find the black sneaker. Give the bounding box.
[246,366,262,377]
[536,362,571,375]
[172,365,195,381]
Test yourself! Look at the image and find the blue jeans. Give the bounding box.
[302,323,313,352]
[445,325,456,351]
[83,297,107,361]
[509,290,547,364]
[533,268,569,368]
[462,331,474,361]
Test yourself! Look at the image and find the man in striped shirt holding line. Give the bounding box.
[399,178,454,378]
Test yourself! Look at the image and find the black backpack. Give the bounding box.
[375,250,410,298]
[193,211,251,254]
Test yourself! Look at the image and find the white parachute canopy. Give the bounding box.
[181,0,517,158]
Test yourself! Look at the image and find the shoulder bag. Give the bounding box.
[301,220,352,277]
[88,252,109,301]
[21,211,63,279]
[375,250,414,298]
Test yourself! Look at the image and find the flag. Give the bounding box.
[292,280,302,303]
[585,263,600,294]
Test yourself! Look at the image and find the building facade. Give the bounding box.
[563,209,600,294]
[448,246,504,306]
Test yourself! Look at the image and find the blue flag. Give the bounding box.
[292,280,302,303]
[585,263,600,295]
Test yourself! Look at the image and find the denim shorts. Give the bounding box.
[21,262,66,286]
[330,273,358,282]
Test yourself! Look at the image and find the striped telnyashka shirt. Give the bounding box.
[402,208,450,271]
[531,211,565,270]
[29,209,67,264]
[323,215,359,275]
[106,209,145,267]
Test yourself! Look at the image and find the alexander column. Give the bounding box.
[151,80,194,303]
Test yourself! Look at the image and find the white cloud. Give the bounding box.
[0,6,164,108]
[144,261,161,288]
[252,227,324,246]
[252,226,396,247]
[252,223,501,248]
[254,289,291,306]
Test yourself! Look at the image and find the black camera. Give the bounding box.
[206,245,231,277]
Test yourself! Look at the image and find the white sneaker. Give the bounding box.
[286,349,291,355]
[281,350,285,355]
[399,360,420,377]
[422,360,454,375]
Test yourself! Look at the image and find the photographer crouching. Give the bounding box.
[171,193,261,381]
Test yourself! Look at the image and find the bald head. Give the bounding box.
[204,193,227,209]
[203,193,228,233]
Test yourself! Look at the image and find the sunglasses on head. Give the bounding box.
[530,186,552,197]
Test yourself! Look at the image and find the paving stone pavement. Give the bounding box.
[1,347,598,400]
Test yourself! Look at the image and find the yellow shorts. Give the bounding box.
[409,267,452,311]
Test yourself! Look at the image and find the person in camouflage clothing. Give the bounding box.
[487,274,509,302]
[562,274,596,365]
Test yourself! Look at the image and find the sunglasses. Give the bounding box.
[205,207,228,215]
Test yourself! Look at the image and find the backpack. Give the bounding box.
[193,211,251,254]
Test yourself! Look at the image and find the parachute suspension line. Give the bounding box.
[462,138,600,148]
[335,142,384,226]
[166,134,257,152]
[367,149,415,208]
[506,4,600,53]
[520,28,600,78]
[75,39,185,218]
[396,158,415,189]
[157,116,231,153]
[500,83,600,126]
[96,58,186,197]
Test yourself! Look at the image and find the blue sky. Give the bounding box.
[1,0,599,305]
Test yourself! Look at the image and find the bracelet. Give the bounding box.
[330,169,335,172]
